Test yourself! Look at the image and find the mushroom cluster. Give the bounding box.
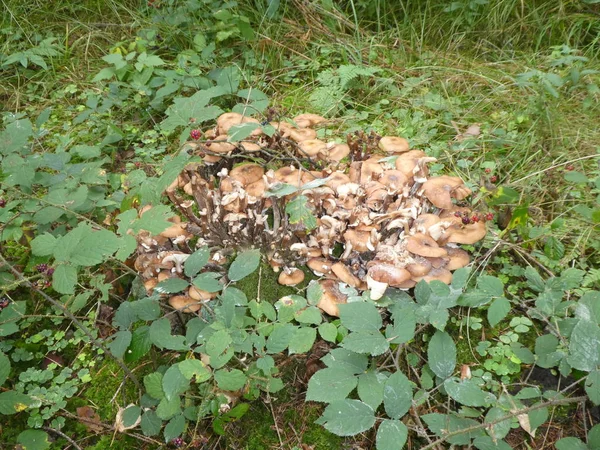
[132,111,489,316]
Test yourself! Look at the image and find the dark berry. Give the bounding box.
[190,129,201,140]
[0,198,5,208]
[461,216,470,225]
[36,264,48,273]
[566,165,574,171]
[484,168,491,173]
[0,297,9,309]
[486,213,494,221]
[454,211,461,217]
[134,161,142,168]
[171,437,184,448]
[46,267,55,276]
[490,175,498,183]
[471,215,480,223]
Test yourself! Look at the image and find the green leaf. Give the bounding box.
[163,413,185,442]
[109,330,132,359]
[568,319,600,371]
[228,249,261,281]
[341,331,389,356]
[266,323,296,354]
[473,436,513,450]
[192,272,223,292]
[122,205,174,235]
[30,233,57,256]
[0,351,10,386]
[288,327,317,354]
[339,302,382,332]
[488,297,511,327]
[52,264,78,294]
[227,123,260,142]
[178,360,211,383]
[0,118,33,155]
[122,405,141,428]
[285,195,317,230]
[318,322,338,343]
[214,368,247,391]
[156,395,181,420]
[206,329,233,359]
[184,247,210,278]
[162,365,190,401]
[295,306,322,325]
[383,371,413,419]
[589,424,600,450]
[0,390,34,414]
[444,378,495,407]
[307,281,322,305]
[144,372,165,400]
[564,171,589,184]
[149,318,190,351]
[321,348,368,374]
[386,309,416,344]
[376,420,408,450]
[422,413,485,446]
[428,331,456,379]
[16,430,50,450]
[306,367,358,403]
[357,371,386,410]
[154,278,189,294]
[586,370,600,405]
[484,407,511,441]
[317,400,375,436]
[141,410,162,436]
[160,90,225,133]
[555,437,588,450]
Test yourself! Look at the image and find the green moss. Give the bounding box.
[83,359,140,421]
[234,262,316,304]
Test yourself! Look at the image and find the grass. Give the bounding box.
[1,0,599,448]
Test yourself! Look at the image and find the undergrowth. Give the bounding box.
[0,0,599,449]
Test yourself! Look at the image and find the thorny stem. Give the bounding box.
[0,253,143,400]
[420,395,588,450]
[42,426,83,450]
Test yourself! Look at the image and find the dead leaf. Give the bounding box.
[516,412,535,438]
[115,404,141,432]
[460,364,472,380]
[464,123,481,137]
[76,406,103,433]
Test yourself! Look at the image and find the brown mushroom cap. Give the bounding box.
[144,278,158,294]
[406,233,448,258]
[324,143,350,162]
[307,258,334,276]
[360,158,385,184]
[217,112,244,134]
[209,135,236,154]
[325,172,352,190]
[240,141,262,152]
[188,286,217,302]
[343,229,374,253]
[446,221,486,245]
[278,268,305,286]
[422,176,472,210]
[446,247,470,270]
[294,113,326,128]
[159,222,190,239]
[405,256,432,277]
[414,267,453,284]
[379,170,409,192]
[317,280,348,317]
[289,128,317,143]
[245,179,267,198]
[230,163,264,186]
[367,263,411,286]
[331,262,363,289]
[274,166,303,187]
[169,295,201,313]
[379,136,410,154]
[298,139,327,157]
